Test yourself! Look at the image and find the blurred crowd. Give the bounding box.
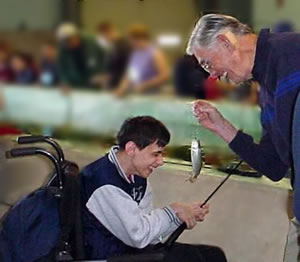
[0,22,170,94]
[0,21,259,103]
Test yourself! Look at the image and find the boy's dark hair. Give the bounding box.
[117,116,170,150]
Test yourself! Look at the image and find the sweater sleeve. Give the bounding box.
[273,53,300,167]
[86,184,180,249]
[229,130,288,181]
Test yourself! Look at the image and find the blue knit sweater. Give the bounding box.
[229,28,300,219]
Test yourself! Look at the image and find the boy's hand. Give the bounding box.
[170,202,209,229]
[191,202,209,221]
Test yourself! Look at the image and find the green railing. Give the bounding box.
[0,86,262,157]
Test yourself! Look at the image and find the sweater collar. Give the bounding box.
[252,28,271,82]
[108,145,135,184]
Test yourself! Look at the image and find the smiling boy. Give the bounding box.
[80,116,226,261]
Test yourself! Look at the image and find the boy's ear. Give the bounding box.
[125,141,138,156]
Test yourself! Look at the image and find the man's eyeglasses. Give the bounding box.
[199,59,212,73]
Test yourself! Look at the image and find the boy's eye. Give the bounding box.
[152,152,161,157]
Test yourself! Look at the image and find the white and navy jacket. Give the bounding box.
[80,146,181,260]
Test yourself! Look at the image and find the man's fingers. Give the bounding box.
[196,113,208,121]
[193,108,218,123]
[193,100,215,112]
[192,100,210,108]
[194,107,217,115]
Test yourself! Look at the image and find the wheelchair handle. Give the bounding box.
[7,147,64,191]
[8,147,38,157]
[17,135,48,144]
[17,135,65,162]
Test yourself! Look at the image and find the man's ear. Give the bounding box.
[125,141,138,156]
[216,34,235,51]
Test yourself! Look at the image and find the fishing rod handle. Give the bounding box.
[164,223,187,250]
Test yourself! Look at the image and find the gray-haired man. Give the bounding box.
[187,14,300,261]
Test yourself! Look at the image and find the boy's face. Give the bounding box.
[130,141,165,178]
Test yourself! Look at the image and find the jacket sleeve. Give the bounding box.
[229,130,288,181]
[86,183,181,248]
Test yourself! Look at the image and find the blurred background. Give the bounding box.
[0,0,297,166]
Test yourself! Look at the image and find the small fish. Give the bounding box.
[188,138,204,183]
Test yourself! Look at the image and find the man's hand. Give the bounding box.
[170,202,209,229]
[192,100,238,144]
[192,100,224,132]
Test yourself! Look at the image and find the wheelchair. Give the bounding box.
[0,135,184,262]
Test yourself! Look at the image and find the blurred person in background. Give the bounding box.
[92,21,131,90]
[0,43,14,83]
[225,80,258,104]
[272,20,294,33]
[0,43,23,135]
[56,23,106,89]
[39,41,59,136]
[188,14,300,261]
[114,24,169,96]
[203,76,222,100]
[39,41,59,86]
[173,54,209,99]
[10,52,37,84]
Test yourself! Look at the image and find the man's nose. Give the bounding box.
[209,70,219,78]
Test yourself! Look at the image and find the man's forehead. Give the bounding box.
[193,46,211,58]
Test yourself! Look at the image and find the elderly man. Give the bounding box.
[188,14,300,261]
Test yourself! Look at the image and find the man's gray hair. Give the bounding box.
[186,14,253,55]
